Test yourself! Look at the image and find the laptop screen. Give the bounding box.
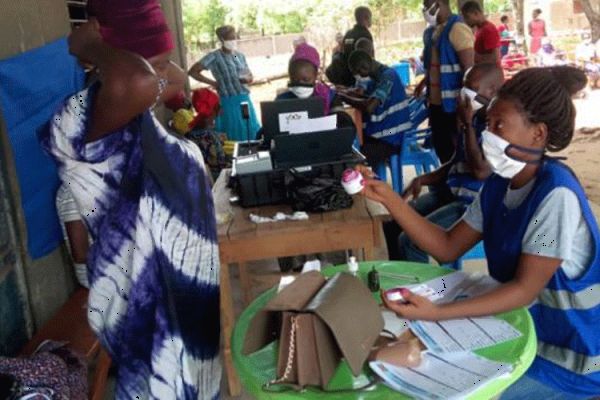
[260,98,325,143]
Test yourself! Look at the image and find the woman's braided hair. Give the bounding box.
[497,66,587,152]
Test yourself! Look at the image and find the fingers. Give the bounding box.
[355,164,376,178]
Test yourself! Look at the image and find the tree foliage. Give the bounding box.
[183,0,229,47]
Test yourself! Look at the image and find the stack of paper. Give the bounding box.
[410,317,522,353]
[370,352,513,400]
[372,271,522,399]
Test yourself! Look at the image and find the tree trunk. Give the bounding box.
[510,0,526,53]
[580,0,600,43]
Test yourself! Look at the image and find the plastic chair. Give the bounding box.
[450,241,486,270]
[374,98,440,193]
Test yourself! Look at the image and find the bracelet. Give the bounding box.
[152,78,168,109]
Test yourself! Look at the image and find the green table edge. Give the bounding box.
[231,261,537,399]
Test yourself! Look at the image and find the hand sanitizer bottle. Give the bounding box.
[347,256,359,276]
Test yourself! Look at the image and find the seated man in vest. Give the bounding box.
[339,50,411,166]
[417,0,475,164]
[384,63,503,262]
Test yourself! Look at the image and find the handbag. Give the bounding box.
[243,271,384,390]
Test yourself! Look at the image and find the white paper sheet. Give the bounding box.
[278,111,309,132]
[397,271,500,304]
[287,115,337,134]
[370,352,513,400]
[410,317,522,353]
[381,310,410,337]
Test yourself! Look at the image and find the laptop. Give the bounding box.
[260,98,325,144]
[272,127,356,169]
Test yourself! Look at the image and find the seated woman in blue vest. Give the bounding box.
[384,63,501,261]
[360,66,600,399]
[339,50,411,166]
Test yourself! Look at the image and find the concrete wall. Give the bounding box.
[0,0,76,354]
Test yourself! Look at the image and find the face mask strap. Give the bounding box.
[474,94,490,108]
[505,144,545,164]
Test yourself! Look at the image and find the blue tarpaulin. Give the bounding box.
[0,38,85,259]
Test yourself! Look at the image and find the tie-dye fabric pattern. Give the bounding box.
[39,86,221,400]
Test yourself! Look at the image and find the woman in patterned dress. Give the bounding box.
[188,25,261,141]
[39,2,221,399]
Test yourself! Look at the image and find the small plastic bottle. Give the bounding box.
[347,256,359,276]
[341,169,364,195]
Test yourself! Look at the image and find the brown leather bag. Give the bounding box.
[243,271,384,390]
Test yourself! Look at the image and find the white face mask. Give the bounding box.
[289,86,314,99]
[460,87,485,112]
[423,4,440,27]
[482,130,528,179]
[222,40,237,51]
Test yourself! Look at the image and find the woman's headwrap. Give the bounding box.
[290,43,332,114]
[190,88,221,129]
[291,43,321,70]
[87,0,174,59]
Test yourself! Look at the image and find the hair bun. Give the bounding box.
[548,66,588,97]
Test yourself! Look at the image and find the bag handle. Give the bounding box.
[262,316,380,393]
[263,316,300,391]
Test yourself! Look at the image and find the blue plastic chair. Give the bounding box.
[374,98,440,193]
[450,241,486,270]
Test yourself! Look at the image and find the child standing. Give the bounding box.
[187,88,228,181]
[361,66,599,398]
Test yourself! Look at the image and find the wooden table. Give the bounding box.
[213,170,383,396]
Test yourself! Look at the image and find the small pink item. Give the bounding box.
[341,169,364,195]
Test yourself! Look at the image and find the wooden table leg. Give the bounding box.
[364,246,375,261]
[221,262,241,396]
[238,263,253,307]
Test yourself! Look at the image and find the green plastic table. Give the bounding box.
[232,262,537,399]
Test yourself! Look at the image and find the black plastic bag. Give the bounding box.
[287,176,353,212]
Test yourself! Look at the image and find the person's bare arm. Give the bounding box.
[358,168,482,263]
[475,50,500,65]
[402,162,453,201]
[69,20,165,143]
[188,61,219,88]
[457,48,475,71]
[338,92,380,113]
[65,220,89,264]
[383,253,561,321]
[457,99,491,180]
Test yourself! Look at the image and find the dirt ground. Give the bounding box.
[560,89,600,204]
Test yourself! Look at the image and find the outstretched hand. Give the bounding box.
[355,165,398,206]
[380,289,441,321]
[402,177,423,201]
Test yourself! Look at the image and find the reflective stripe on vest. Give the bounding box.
[538,342,600,375]
[442,89,460,99]
[440,64,461,73]
[369,121,413,139]
[370,99,410,123]
[538,284,600,310]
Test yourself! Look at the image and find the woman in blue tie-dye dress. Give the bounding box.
[39,4,220,399]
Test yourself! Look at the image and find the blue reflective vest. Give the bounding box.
[423,15,464,113]
[363,65,411,147]
[480,160,600,396]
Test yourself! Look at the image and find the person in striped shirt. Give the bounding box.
[384,63,502,262]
